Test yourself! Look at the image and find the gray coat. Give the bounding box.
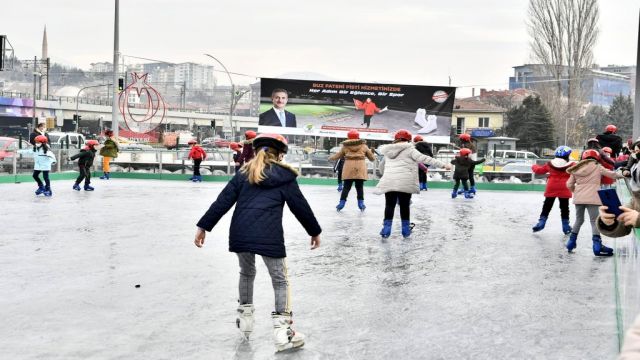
[375,142,445,194]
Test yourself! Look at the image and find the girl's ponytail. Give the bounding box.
[241,146,279,185]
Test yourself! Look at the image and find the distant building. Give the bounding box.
[451,98,505,137]
[141,62,214,90]
[509,64,632,107]
[90,62,113,73]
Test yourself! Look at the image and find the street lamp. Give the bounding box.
[75,84,112,132]
[32,71,41,129]
[203,53,235,139]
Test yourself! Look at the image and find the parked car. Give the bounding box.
[202,137,231,148]
[0,137,35,172]
[486,149,539,166]
[284,146,308,163]
[47,132,86,149]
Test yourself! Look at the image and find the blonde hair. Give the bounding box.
[240,147,281,185]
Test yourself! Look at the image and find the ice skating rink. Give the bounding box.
[0,179,619,359]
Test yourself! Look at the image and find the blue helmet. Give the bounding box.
[554,146,572,158]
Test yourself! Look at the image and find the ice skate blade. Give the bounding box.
[275,340,304,352]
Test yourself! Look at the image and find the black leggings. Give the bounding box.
[540,197,570,219]
[193,159,202,176]
[340,179,364,200]
[33,170,50,187]
[453,178,469,192]
[384,192,412,220]
[467,167,475,186]
[363,115,373,128]
[418,168,427,183]
[75,165,91,185]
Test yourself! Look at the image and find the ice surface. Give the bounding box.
[0,179,619,359]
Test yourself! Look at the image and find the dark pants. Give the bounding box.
[540,197,570,219]
[453,178,469,192]
[363,115,373,128]
[384,192,412,220]
[340,179,364,200]
[33,170,50,188]
[75,165,91,186]
[418,168,427,183]
[193,159,202,176]
[337,168,343,183]
[467,167,475,187]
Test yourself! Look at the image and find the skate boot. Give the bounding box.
[380,220,392,238]
[336,200,346,211]
[100,172,110,180]
[464,191,474,199]
[84,185,95,191]
[272,312,304,352]
[451,189,458,199]
[419,182,426,191]
[43,186,52,197]
[561,219,572,235]
[35,186,45,195]
[457,189,465,195]
[566,232,578,252]
[357,199,366,211]
[236,304,255,339]
[188,176,194,181]
[469,186,477,194]
[192,175,199,182]
[72,183,81,191]
[337,181,343,192]
[532,216,547,232]
[423,182,428,191]
[401,220,415,238]
[592,235,614,257]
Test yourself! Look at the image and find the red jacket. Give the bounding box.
[188,145,207,160]
[531,158,575,198]
[600,155,616,185]
[359,101,381,116]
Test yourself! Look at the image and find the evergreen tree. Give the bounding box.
[581,105,609,137]
[608,94,634,140]
[505,95,555,152]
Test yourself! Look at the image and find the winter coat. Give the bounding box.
[375,142,446,194]
[566,159,621,205]
[460,140,478,160]
[237,140,254,167]
[99,138,119,158]
[358,101,381,116]
[329,139,375,180]
[451,156,485,180]
[414,141,434,157]
[70,148,97,168]
[33,146,56,171]
[596,132,623,157]
[600,155,616,185]
[196,162,322,258]
[532,158,575,198]
[29,129,49,146]
[188,145,207,161]
[618,313,640,359]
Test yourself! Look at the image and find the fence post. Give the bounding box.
[226,152,231,175]
[12,150,17,183]
[158,150,163,178]
[57,150,61,172]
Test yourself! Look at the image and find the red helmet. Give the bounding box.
[187,140,197,145]
[245,130,257,140]
[602,147,612,154]
[459,148,472,157]
[394,129,412,141]
[252,133,288,153]
[86,140,99,147]
[34,135,48,144]
[605,124,617,133]
[229,142,240,151]
[413,135,424,142]
[581,149,600,161]
[347,129,360,140]
[459,133,471,142]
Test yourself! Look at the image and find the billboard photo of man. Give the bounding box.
[258,88,297,127]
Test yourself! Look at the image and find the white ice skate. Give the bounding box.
[236,304,255,339]
[272,312,305,352]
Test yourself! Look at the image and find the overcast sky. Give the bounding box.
[3,0,638,96]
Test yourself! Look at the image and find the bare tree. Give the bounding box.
[527,0,599,146]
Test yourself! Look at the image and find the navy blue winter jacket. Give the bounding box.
[196,162,322,258]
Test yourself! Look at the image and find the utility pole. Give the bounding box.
[634,9,640,140]
[32,56,37,129]
[111,0,120,138]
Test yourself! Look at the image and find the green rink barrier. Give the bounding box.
[0,172,547,192]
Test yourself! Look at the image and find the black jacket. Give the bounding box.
[414,141,434,157]
[451,156,485,179]
[596,132,623,157]
[70,148,96,168]
[197,163,322,258]
[29,131,50,146]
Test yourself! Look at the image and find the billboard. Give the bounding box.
[259,78,456,143]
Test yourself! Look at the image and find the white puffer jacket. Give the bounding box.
[375,142,445,194]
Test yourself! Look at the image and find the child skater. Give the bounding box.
[99,129,119,180]
[237,130,256,168]
[531,146,575,234]
[413,135,432,191]
[333,156,345,192]
[375,129,450,238]
[230,142,243,173]
[193,133,321,352]
[600,147,616,189]
[329,129,375,211]
[187,139,207,182]
[450,148,486,199]
[32,135,56,197]
[565,149,622,256]
[458,133,479,194]
[69,140,99,191]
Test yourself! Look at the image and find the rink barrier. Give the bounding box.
[0,172,548,191]
[613,178,640,351]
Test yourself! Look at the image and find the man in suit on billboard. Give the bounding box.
[259,88,297,127]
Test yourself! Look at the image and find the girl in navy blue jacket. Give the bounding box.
[194,133,321,352]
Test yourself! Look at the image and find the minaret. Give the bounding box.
[41,26,48,98]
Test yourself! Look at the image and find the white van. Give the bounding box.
[47,132,87,149]
[487,149,539,166]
